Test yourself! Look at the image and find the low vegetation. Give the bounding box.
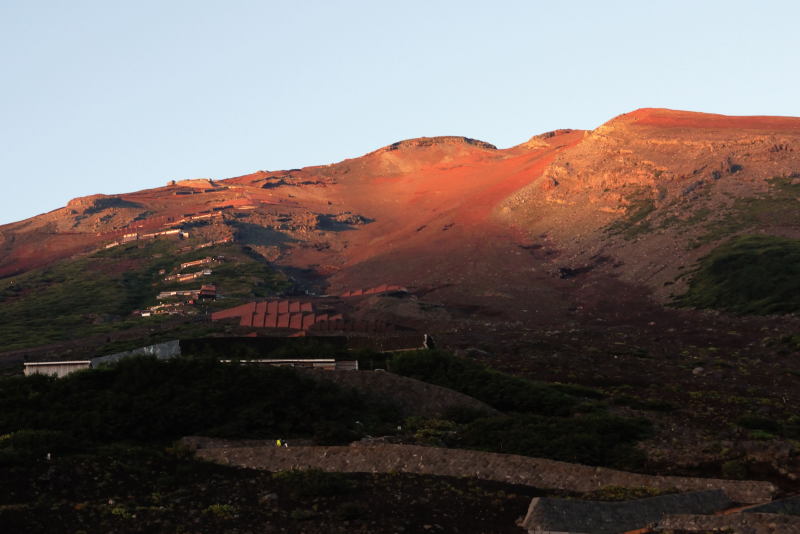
[690,175,800,248]
[1,349,653,470]
[0,445,546,534]
[677,234,800,314]
[388,350,651,469]
[0,349,659,531]
[388,349,581,416]
[0,357,399,449]
[0,239,288,350]
[606,191,656,240]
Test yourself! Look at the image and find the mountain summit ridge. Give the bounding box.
[3,107,800,312]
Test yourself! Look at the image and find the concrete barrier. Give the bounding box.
[744,495,800,516]
[656,512,800,533]
[520,490,731,533]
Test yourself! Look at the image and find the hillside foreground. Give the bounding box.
[2,108,800,531]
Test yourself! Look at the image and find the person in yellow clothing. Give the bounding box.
[276,439,282,447]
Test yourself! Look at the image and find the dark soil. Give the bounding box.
[439,282,800,490]
[0,448,548,533]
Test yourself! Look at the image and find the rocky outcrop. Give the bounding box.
[174,178,218,188]
[376,136,497,153]
[66,194,135,214]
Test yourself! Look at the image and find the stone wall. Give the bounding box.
[194,443,776,504]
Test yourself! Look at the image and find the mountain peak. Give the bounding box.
[603,107,800,131]
[372,136,497,154]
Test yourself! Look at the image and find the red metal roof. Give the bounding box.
[211,301,254,321]
[213,300,325,330]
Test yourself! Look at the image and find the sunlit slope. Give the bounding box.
[4,108,800,322]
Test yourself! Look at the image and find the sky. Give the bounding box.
[2,0,799,225]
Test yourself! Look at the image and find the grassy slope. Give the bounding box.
[387,350,651,469]
[0,357,399,446]
[0,239,289,351]
[0,351,652,469]
[678,234,800,314]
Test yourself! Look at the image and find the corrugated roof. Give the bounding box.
[277,314,290,328]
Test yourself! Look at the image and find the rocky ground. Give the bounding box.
[0,447,552,534]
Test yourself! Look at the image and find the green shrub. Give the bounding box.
[691,176,800,247]
[0,240,289,350]
[204,503,236,519]
[736,414,781,433]
[388,350,578,416]
[0,429,81,455]
[289,508,318,520]
[457,413,652,468]
[721,460,748,480]
[747,429,776,440]
[0,357,400,446]
[441,404,493,424]
[613,395,677,412]
[335,501,366,520]
[606,194,656,240]
[677,235,800,314]
[403,417,459,445]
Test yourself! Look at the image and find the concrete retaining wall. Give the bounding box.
[656,512,800,533]
[521,490,731,533]
[194,443,776,504]
[91,340,181,367]
[745,496,800,516]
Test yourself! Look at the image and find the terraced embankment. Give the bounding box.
[191,442,776,504]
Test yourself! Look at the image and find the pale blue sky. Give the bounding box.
[2,1,798,225]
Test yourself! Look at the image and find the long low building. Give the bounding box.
[218,359,358,371]
[23,361,91,378]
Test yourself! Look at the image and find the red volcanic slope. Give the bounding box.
[612,108,800,131]
[3,108,800,288]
